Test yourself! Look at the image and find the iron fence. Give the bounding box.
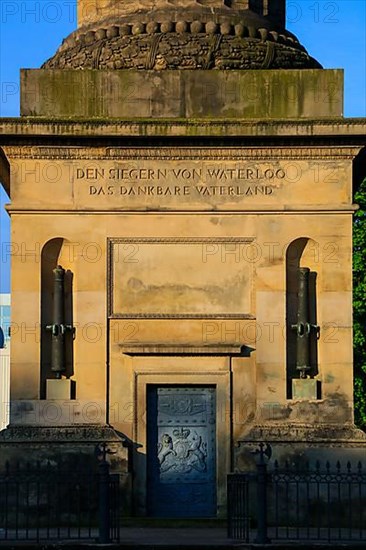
[0,454,120,543]
[228,458,366,543]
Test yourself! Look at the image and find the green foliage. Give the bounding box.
[353,177,366,429]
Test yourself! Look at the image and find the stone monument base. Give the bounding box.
[46,379,75,400]
[0,424,131,514]
[236,423,366,471]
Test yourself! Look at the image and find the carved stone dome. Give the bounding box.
[43,1,321,70]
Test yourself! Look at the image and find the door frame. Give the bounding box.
[132,364,231,518]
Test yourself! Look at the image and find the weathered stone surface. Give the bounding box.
[292,379,319,400]
[0,424,125,443]
[239,423,366,444]
[0,425,131,513]
[43,31,319,72]
[235,423,366,471]
[1,118,366,139]
[21,69,343,118]
[77,0,287,30]
[45,0,317,71]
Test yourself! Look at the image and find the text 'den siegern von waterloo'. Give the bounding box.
[75,164,289,198]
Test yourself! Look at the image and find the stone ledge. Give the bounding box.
[237,423,366,444]
[120,343,248,355]
[0,424,127,443]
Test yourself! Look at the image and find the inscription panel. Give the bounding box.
[7,151,352,211]
[109,238,254,318]
[74,158,349,210]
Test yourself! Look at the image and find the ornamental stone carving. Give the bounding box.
[42,3,321,70]
[158,429,208,474]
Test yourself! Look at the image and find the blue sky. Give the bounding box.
[0,0,366,292]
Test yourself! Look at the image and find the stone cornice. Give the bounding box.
[6,208,357,215]
[237,423,366,445]
[0,118,365,140]
[0,424,127,444]
[120,343,247,355]
[2,145,362,160]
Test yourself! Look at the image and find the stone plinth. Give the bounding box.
[0,425,131,514]
[46,379,74,400]
[292,379,320,400]
[236,423,366,472]
[21,69,343,119]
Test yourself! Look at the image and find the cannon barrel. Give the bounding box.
[46,265,73,378]
[291,267,319,379]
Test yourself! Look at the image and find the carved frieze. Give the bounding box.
[42,0,320,73]
[43,33,319,72]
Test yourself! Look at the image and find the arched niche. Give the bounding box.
[286,237,320,399]
[40,238,74,398]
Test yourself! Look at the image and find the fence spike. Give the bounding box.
[347,461,351,472]
[357,461,362,471]
[336,460,341,471]
[326,460,330,472]
[315,460,320,472]
[274,459,279,470]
